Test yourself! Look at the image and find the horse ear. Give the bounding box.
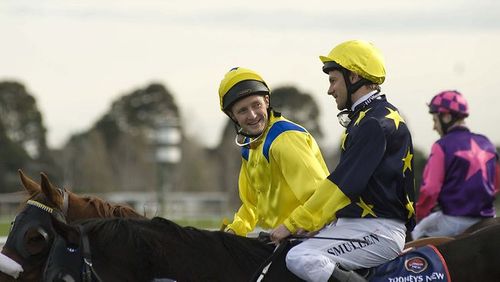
[18,169,41,195]
[50,214,80,245]
[40,173,63,208]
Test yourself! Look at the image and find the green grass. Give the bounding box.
[174,218,224,230]
[0,221,10,237]
[0,218,221,236]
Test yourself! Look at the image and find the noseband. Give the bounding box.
[1,189,69,279]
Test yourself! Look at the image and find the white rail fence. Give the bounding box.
[0,191,231,219]
[1,191,232,248]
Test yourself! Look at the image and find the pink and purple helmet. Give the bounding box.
[428,90,469,117]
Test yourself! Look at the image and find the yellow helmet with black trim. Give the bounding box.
[319,40,386,84]
[218,67,270,112]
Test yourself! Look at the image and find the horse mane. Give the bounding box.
[79,217,273,281]
[85,216,273,260]
[147,217,274,263]
[76,194,142,218]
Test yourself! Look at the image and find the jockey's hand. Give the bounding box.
[296,228,307,236]
[270,224,291,244]
[302,229,319,237]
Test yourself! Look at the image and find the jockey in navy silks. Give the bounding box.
[271,40,416,282]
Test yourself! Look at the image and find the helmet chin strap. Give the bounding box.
[232,108,273,147]
[438,114,460,135]
[340,68,371,110]
[234,130,265,147]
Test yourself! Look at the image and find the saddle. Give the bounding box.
[403,237,454,251]
[252,233,452,282]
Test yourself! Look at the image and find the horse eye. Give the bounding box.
[31,228,50,243]
[24,227,50,244]
[28,233,46,244]
[24,227,51,256]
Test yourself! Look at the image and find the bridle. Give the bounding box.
[1,188,69,280]
[78,225,103,282]
[42,222,103,282]
[2,187,102,282]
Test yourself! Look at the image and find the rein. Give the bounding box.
[60,188,69,216]
[258,232,369,244]
[78,225,103,282]
[251,241,289,282]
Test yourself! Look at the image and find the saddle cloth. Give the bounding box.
[369,245,450,282]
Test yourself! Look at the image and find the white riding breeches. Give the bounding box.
[285,218,406,282]
[411,211,482,239]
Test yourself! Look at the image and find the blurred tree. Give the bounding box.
[177,137,219,192]
[271,86,323,138]
[0,81,60,192]
[58,83,179,192]
[211,121,242,208]
[56,130,116,192]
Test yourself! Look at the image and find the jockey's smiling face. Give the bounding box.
[229,94,270,136]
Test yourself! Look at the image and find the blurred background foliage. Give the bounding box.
[0,79,457,225]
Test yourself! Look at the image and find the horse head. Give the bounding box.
[44,217,150,282]
[0,170,142,281]
[43,214,90,282]
[0,170,68,281]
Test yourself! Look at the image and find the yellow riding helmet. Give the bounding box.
[319,40,386,84]
[218,67,270,112]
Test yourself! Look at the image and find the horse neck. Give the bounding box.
[65,192,143,222]
[87,219,270,281]
[87,220,169,281]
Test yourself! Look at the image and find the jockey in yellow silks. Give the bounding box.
[218,67,331,236]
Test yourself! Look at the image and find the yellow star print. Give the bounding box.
[354,108,371,126]
[402,149,413,174]
[385,107,405,129]
[405,195,415,219]
[340,131,348,151]
[357,197,377,217]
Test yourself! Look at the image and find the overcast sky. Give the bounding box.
[1,0,499,155]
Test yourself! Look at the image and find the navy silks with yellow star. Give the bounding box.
[331,95,416,230]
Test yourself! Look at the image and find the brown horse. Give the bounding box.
[0,170,143,282]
